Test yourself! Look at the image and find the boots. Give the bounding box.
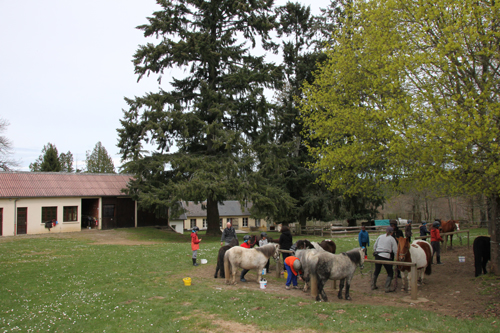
[385,276,394,293]
[193,258,199,266]
[371,275,379,290]
[437,255,443,264]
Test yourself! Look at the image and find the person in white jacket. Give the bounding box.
[371,226,398,292]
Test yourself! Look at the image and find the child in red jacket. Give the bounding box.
[431,221,444,265]
[191,226,202,266]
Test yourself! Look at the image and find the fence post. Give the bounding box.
[276,258,280,279]
[410,264,417,300]
[467,230,470,250]
[310,274,318,299]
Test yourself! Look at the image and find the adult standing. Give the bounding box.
[390,220,404,241]
[221,222,237,246]
[358,225,370,257]
[371,226,398,292]
[431,221,444,265]
[405,220,413,243]
[279,226,293,271]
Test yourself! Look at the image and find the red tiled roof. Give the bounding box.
[0,172,133,198]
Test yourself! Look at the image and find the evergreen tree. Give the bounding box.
[30,143,73,172]
[118,0,293,235]
[85,142,115,173]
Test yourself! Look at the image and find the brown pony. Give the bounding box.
[396,237,432,292]
[440,220,461,248]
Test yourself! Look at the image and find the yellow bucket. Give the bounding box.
[284,271,288,279]
[183,277,191,286]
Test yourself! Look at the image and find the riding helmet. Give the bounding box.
[293,259,302,272]
[243,235,251,241]
[192,226,199,232]
[260,232,267,238]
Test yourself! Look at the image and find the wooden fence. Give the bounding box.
[414,229,470,252]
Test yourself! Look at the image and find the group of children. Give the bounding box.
[191,225,303,289]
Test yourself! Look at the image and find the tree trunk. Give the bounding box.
[205,197,221,236]
[488,194,500,275]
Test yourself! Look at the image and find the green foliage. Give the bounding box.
[117,0,294,234]
[300,0,500,199]
[30,143,74,172]
[85,141,115,173]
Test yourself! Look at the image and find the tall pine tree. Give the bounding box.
[85,142,115,173]
[118,0,293,235]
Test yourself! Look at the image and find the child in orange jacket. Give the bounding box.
[284,256,302,290]
[191,226,202,266]
[431,221,444,265]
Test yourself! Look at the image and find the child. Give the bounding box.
[191,226,202,266]
[420,221,430,241]
[259,232,270,273]
[358,226,370,257]
[240,235,252,282]
[284,256,302,290]
[431,222,444,264]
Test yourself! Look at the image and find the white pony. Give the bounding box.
[396,237,433,292]
[224,244,279,285]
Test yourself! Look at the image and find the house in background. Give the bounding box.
[0,172,167,236]
[180,200,267,232]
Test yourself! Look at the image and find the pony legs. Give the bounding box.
[338,278,352,300]
[338,279,344,299]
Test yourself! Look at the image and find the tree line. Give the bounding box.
[29,141,115,174]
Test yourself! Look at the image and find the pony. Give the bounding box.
[224,244,280,285]
[294,239,336,253]
[473,236,491,277]
[308,248,365,302]
[396,237,432,292]
[440,219,461,248]
[318,239,336,254]
[214,238,239,278]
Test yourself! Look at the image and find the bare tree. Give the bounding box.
[0,118,18,171]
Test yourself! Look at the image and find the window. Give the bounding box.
[219,218,222,228]
[172,224,176,231]
[227,218,232,224]
[255,219,261,227]
[103,205,115,218]
[63,206,78,222]
[41,207,57,223]
[190,219,196,228]
[203,219,207,228]
[242,218,248,227]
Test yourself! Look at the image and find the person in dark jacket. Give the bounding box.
[279,225,293,271]
[390,220,404,241]
[419,221,430,241]
[358,225,370,257]
[221,222,237,246]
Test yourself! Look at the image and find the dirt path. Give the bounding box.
[196,245,500,319]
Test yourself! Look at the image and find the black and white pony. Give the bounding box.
[473,236,491,277]
[224,244,280,285]
[300,248,364,302]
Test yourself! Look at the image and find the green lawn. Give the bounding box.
[0,227,496,332]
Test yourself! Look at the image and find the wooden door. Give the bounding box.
[0,208,3,236]
[17,207,27,235]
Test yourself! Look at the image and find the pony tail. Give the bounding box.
[224,251,231,283]
[425,261,432,275]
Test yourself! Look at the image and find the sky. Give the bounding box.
[0,0,332,172]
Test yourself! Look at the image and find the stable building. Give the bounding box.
[0,172,167,236]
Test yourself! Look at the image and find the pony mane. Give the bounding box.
[343,248,361,264]
[256,244,277,257]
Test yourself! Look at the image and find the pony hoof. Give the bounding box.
[315,296,321,302]
[346,296,352,300]
[338,295,343,300]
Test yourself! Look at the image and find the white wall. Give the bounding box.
[169,221,184,234]
[0,197,83,236]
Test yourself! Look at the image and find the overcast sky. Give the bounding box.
[1,0,331,172]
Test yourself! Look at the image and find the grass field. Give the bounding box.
[0,227,497,332]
